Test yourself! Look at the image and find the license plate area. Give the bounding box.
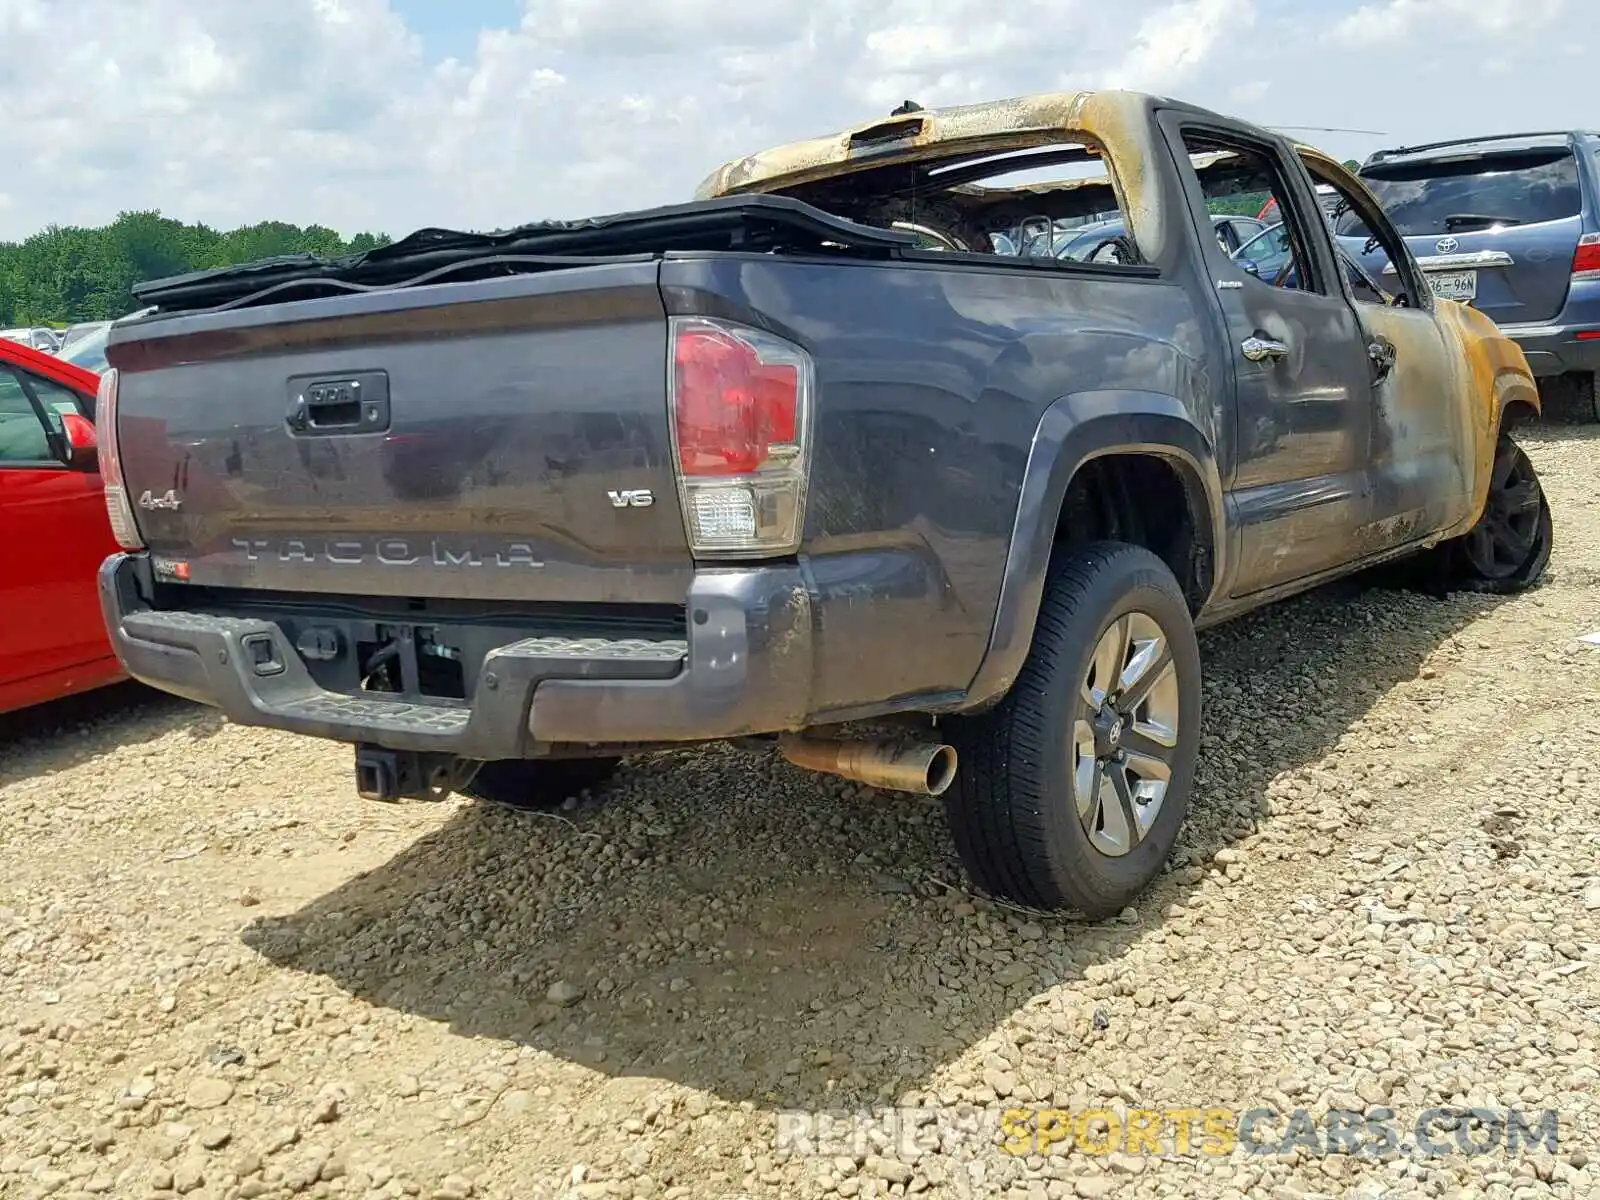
[356,624,467,700]
[1426,270,1477,302]
[274,615,511,702]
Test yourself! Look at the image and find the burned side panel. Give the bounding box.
[1434,300,1543,538]
[660,252,1210,716]
[1291,144,1541,542]
[1353,295,1538,552]
[1357,303,1475,545]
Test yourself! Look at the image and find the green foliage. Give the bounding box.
[0,211,391,325]
[1207,192,1273,218]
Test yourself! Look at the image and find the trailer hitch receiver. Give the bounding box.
[355,745,480,802]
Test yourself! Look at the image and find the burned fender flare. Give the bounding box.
[961,390,1225,709]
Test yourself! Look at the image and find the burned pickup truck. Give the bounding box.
[95,91,1550,916]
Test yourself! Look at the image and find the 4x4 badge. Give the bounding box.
[138,489,182,511]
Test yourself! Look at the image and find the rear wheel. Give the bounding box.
[946,542,1202,917]
[460,757,621,811]
[1450,435,1552,593]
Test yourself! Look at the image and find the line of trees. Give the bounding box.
[0,211,391,327]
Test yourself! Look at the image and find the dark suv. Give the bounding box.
[1340,130,1600,418]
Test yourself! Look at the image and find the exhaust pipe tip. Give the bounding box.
[922,743,958,797]
[778,733,958,796]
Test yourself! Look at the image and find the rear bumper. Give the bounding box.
[99,553,815,758]
[1501,321,1600,378]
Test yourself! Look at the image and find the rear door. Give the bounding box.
[1345,140,1586,324]
[1162,116,1379,595]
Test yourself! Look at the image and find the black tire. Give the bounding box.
[1446,434,1553,594]
[945,542,1202,917]
[460,757,621,811]
[1536,372,1599,424]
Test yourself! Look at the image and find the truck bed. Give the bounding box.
[104,194,1199,741]
[129,195,919,314]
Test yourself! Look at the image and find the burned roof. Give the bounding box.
[696,91,1175,255]
[697,90,1137,200]
[693,91,1305,263]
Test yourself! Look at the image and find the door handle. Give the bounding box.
[1241,335,1290,362]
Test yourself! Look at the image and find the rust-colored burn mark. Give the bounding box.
[694,89,1167,264]
[1297,146,1543,538]
[1442,299,1542,533]
[695,91,1100,199]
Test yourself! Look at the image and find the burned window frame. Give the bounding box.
[1167,122,1332,299]
[1298,151,1428,312]
[769,135,1158,274]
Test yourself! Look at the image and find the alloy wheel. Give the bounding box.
[1071,611,1182,857]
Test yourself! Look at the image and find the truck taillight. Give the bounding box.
[95,367,145,551]
[668,317,813,556]
[1575,233,1600,281]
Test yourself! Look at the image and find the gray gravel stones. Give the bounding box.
[546,980,586,1007]
[1,431,1598,1198]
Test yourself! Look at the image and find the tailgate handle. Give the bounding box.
[286,372,391,436]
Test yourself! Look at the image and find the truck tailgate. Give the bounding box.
[108,261,694,605]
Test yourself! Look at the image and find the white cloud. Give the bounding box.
[1330,0,1567,44]
[0,0,1591,245]
[1102,0,1256,92]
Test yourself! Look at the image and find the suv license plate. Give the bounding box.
[1427,270,1477,302]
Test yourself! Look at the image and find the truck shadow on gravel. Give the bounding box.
[0,683,222,788]
[244,580,1505,1109]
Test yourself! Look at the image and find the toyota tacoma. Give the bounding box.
[94,91,1551,916]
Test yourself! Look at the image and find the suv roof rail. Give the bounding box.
[1366,129,1589,164]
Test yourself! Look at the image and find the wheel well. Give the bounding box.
[1054,453,1214,611]
[1501,396,1540,433]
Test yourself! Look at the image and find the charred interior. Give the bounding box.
[778,142,1276,271]
[775,141,1129,254]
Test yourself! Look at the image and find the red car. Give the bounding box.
[0,339,122,714]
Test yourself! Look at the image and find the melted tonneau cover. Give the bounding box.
[132,195,918,315]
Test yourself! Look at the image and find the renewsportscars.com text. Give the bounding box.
[775,1104,1561,1161]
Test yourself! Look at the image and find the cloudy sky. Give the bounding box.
[0,0,1587,241]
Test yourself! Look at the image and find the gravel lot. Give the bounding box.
[4,427,1600,1200]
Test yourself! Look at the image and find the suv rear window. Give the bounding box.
[1339,148,1582,237]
